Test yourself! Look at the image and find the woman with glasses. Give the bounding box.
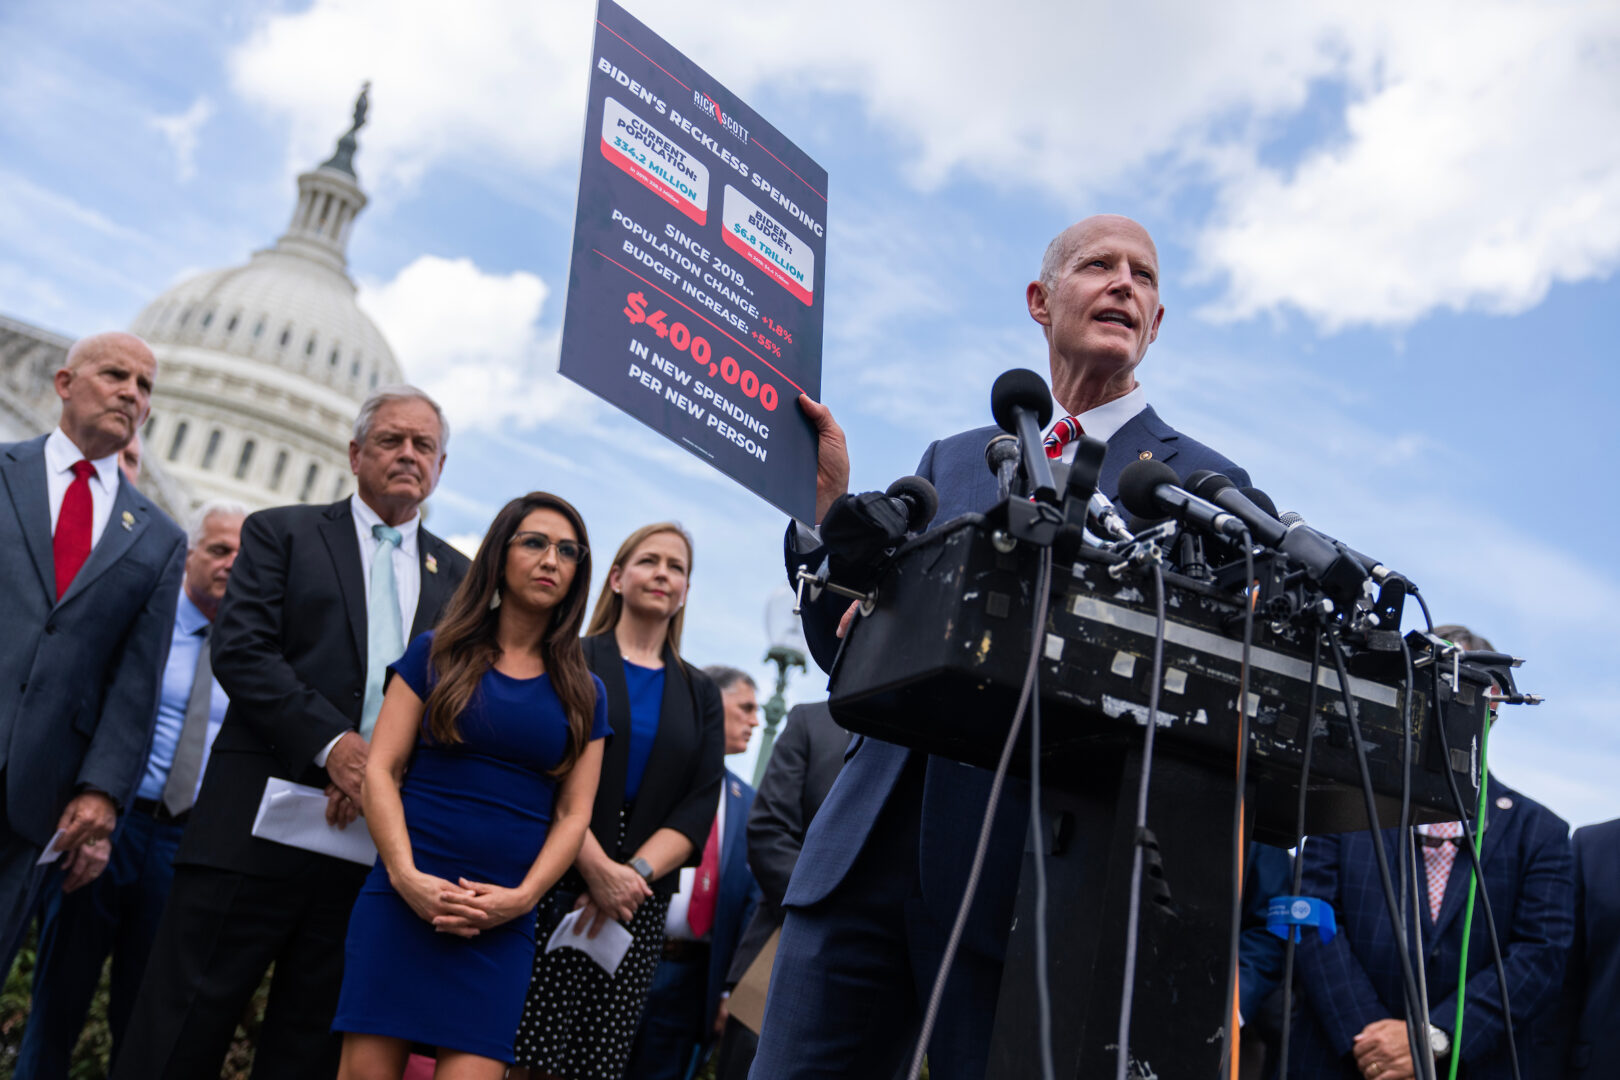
[333,493,610,1080]
[511,523,725,1080]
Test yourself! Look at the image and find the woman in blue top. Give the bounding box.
[335,492,611,1080]
[512,523,725,1080]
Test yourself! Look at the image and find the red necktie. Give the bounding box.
[53,460,96,599]
[687,816,720,939]
[1422,820,1463,921]
[1044,416,1084,459]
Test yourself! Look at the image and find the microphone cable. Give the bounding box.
[1273,629,1324,1080]
[1028,562,1057,1080]
[1414,592,1524,1080]
[906,544,1054,1080]
[1113,558,1168,1080]
[1399,634,1437,1066]
[1326,628,1441,1080]
[1219,533,1257,1080]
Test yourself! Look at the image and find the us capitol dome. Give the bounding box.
[0,86,402,518]
[130,85,402,513]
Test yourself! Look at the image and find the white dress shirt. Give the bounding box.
[314,495,423,767]
[664,790,727,941]
[1050,383,1148,462]
[44,426,121,545]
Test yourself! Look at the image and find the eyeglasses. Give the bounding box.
[508,532,587,564]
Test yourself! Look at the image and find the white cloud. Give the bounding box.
[230,1,1620,332]
[357,254,595,433]
[148,96,214,183]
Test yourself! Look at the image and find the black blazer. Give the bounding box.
[581,632,724,897]
[176,499,469,878]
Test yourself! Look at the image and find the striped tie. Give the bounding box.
[1422,820,1464,921]
[1044,416,1083,459]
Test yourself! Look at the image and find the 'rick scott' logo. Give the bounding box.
[695,90,749,145]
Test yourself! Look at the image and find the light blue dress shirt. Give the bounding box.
[134,591,229,804]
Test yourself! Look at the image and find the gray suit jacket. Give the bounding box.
[0,433,186,845]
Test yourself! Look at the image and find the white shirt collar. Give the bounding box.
[350,493,421,552]
[1051,383,1148,446]
[45,425,120,496]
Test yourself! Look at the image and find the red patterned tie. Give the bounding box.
[1043,416,1083,459]
[687,817,720,939]
[1423,820,1463,921]
[53,460,96,599]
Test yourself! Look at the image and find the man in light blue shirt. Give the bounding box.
[17,499,246,1079]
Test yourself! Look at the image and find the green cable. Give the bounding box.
[1446,712,1493,1080]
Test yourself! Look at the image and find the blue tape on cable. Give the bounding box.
[1266,895,1337,943]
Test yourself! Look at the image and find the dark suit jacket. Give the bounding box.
[705,768,761,1034]
[1290,777,1574,1079]
[1564,817,1620,1078]
[0,434,186,844]
[1241,842,1294,1022]
[728,700,848,985]
[785,404,1250,961]
[581,633,724,896]
[176,499,468,878]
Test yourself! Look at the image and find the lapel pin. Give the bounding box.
[1138,450,1153,460]
[1496,795,1513,810]
[120,511,134,531]
[425,554,438,575]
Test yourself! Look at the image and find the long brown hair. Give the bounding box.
[426,493,596,775]
[583,522,694,660]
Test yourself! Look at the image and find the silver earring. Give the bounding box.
[489,591,502,610]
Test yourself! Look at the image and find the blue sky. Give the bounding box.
[4,0,1618,825]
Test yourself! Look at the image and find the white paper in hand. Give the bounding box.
[544,907,634,975]
[250,778,378,866]
[35,829,68,866]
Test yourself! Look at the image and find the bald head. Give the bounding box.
[54,332,156,462]
[1039,215,1159,291]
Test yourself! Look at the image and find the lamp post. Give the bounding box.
[755,587,808,786]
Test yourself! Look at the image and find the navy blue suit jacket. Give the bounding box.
[0,434,185,843]
[1290,777,1574,1079]
[708,768,762,1034]
[1564,817,1620,1078]
[785,404,1250,961]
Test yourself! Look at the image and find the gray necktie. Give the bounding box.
[361,523,404,738]
[161,625,213,816]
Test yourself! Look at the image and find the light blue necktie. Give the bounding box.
[361,523,404,738]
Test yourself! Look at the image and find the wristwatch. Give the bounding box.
[629,856,655,884]
[1427,1023,1451,1058]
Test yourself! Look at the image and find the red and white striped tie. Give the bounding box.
[1044,416,1083,459]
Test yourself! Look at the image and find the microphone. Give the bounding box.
[885,475,939,532]
[820,475,939,587]
[1088,491,1134,541]
[990,369,1057,503]
[1277,511,1400,585]
[1187,471,1373,596]
[1117,459,1247,541]
[1186,471,1286,547]
[1240,487,1279,519]
[985,434,1020,502]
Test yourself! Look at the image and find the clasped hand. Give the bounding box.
[1353,1018,1421,1080]
[394,869,532,938]
[574,860,652,938]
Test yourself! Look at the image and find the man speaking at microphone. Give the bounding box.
[752,215,1252,1080]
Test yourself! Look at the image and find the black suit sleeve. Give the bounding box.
[661,669,726,858]
[746,705,816,906]
[77,530,186,806]
[211,511,355,776]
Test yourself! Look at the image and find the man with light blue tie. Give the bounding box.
[114,387,470,1080]
[16,499,246,1079]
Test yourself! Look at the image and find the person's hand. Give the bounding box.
[437,878,535,933]
[1353,1019,1417,1080]
[580,859,653,924]
[60,838,112,893]
[798,395,849,525]
[835,600,860,639]
[391,868,482,937]
[325,731,370,803]
[54,792,117,851]
[572,892,627,940]
[713,995,730,1037]
[324,783,360,829]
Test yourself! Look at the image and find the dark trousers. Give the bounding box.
[626,947,710,1080]
[16,809,183,1079]
[110,857,367,1080]
[748,761,1002,1080]
[0,773,53,982]
[714,1016,759,1080]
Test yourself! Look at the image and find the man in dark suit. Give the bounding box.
[715,700,848,1080]
[1562,816,1620,1077]
[114,387,470,1080]
[628,666,763,1080]
[0,331,186,974]
[17,500,244,1079]
[752,216,1252,1080]
[1291,629,1574,1080]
